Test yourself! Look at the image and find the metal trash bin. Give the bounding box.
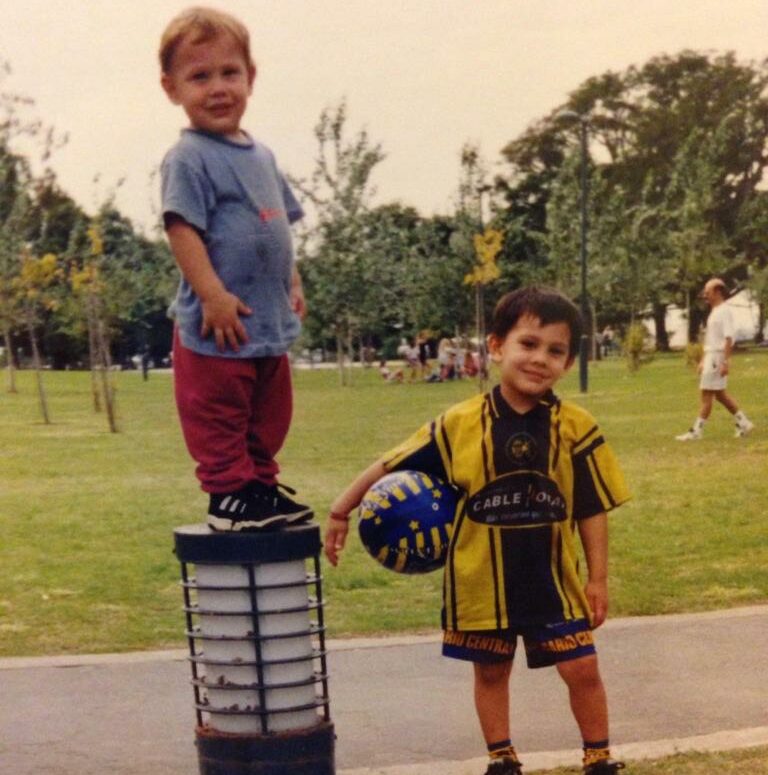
[174,523,334,775]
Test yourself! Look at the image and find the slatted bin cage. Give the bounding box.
[174,523,334,775]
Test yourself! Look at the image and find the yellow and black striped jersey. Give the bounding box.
[382,385,630,631]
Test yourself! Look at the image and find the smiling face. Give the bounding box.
[161,31,255,141]
[488,313,575,413]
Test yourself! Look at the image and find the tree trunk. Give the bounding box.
[652,302,670,352]
[587,300,596,360]
[3,325,17,394]
[756,302,765,344]
[687,289,705,344]
[95,315,118,433]
[26,315,50,425]
[335,329,348,387]
[346,327,354,386]
[87,300,102,412]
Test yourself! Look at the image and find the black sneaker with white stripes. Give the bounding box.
[583,760,625,774]
[484,756,523,775]
[207,482,313,532]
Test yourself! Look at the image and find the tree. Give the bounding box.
[544,151,588,293]
[69,220,121,430]
[0,60,177,381]
[736,191,768,341]
[664,126,731,340]
[349,204,420,349]
[452,143,501,388]
[401,214,475,338]
[290,101,386,384]
[61,201,176,428]
[0,62,39,391]
[91,202,176,366]
[497,51,768,345]
[12,250,61,423]
[466,228,503,387]
[0,147,30,391]
[496,121,569,289]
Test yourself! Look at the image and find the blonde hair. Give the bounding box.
[159,6,255,74]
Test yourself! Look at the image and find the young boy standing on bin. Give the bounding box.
[159,7,312,531]
[325,287,630,774]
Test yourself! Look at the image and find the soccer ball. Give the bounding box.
[358,470,459,574]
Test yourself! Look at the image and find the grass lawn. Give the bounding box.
[530,745,768,774]
[1,349,767,656]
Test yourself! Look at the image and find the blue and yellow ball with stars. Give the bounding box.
[358,470,459,574]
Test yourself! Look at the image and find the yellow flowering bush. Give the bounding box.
[464,228,503,286]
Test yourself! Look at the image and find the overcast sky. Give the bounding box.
[2,0,767,233]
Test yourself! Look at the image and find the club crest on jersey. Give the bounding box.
[467,472,566,527]
[504,432,537,466]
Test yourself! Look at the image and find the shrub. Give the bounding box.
[622,322,655,372]
[684,342,703,368]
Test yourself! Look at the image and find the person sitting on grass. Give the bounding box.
[325,287,630,775]
[379,359,404,383]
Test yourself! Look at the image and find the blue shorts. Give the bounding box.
[442,618,596,669]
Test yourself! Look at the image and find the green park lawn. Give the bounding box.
[530,746,768,774]
[0,349,767,657]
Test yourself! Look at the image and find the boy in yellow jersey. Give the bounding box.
[325,287,630,775]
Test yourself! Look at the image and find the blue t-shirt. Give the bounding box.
[161,129,304,358]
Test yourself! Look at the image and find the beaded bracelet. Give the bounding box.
[329,512,351,522]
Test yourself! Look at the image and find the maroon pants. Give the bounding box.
[172,330,293,494]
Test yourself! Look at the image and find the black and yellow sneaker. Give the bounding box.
[207,482,313,531]
[484,756,523,775]
[583,760,625,774]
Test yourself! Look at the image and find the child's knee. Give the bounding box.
[557,654,602,689]
[474,660,512,686]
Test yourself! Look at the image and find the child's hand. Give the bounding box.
[585,579,609,628]
[290,269,307,320]
[324,513,351,566]
[290,282,307,320]
[323,461,387,566]
[200,290,252,352]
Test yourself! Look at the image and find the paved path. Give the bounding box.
[0,606,766,774]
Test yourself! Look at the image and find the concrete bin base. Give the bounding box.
[196,720,335,775]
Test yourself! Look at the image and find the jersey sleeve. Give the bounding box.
[160,150,215,234]
[570,424,630,520]
[381,417,452,484]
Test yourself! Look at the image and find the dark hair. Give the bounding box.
[490,286,583,358]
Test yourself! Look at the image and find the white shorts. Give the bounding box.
[700,351,727,391]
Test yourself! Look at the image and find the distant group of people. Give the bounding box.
[379,334,486,384]
[596,326,618,358]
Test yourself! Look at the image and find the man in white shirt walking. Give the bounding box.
[677,278,755,441]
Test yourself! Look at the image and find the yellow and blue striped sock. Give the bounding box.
[583,739,611,767]
[488,739,519,761]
